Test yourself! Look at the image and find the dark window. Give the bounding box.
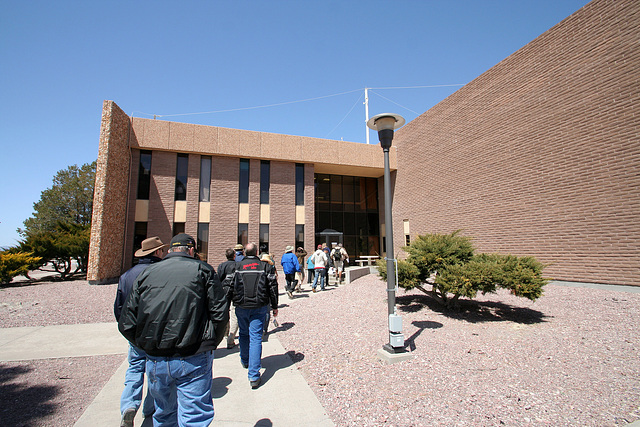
[259,224,269,254]
[238,223,248,247]
[295,163,305,206]
[197,223,209,262]
[173,222,185,236]
[330,175,343,211]
[260,161,270,204]
[295,224,304,249]
[133,222,147,263]
[175,154,188,201]
[239,159,250,203]
[137,151,152,200]
[199,156,211,202]
[314,173,380,260]
[405,234,411,246]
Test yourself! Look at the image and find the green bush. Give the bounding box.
[377,258,420,290]
[0,251,42,285]
[379,231,549,308]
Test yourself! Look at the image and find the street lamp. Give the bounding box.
[367,113,406,354]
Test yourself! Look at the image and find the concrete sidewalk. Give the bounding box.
[0,322,333,427]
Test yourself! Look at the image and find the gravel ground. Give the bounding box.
[275,276,640,426]
[1,275,639,426]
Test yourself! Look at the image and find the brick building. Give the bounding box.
[88,0,639,286]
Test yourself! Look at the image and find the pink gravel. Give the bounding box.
[276,276,640,426]
[1,275,639,426]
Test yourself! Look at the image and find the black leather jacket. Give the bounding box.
[229,256,278,310]
[118,251,229,357]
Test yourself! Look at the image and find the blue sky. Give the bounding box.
[0,0,590,248]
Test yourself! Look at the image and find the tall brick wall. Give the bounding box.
[88,101,131,284]
[147,151,175,246]
[208,156,241,267]
[393,0,640,286]
[270,161,296,258]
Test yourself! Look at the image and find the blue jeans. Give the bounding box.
[235,305,269,381]
[146,351,214,427]
[120,344,155,416]
[312,268,326,290]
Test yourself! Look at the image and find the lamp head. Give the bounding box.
[367,113,406,149]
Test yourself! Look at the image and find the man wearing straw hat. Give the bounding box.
[114,236,167,427]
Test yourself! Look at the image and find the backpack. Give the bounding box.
[332,248,342,261]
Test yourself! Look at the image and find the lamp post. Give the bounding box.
[367,113,406,354]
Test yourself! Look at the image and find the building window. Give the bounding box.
[260,160,270,204]
[199,156,211,202]
[259,224,269,254]
[173,222,185,236]
[133,222,147,263]
[238,223,248,247]
[295,163,304,206]
[137,151,152,200]
[239,159,250,204]
[315,174,380,260]
[197,223,209,262]
[295,224,304,249]
[405,235,411,246]
[175,153,188,201]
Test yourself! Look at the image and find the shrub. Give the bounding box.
[379,231,549,308]
[0,251,42,285]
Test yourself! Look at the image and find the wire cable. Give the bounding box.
[369,90,421,115]
[325,92,365,138]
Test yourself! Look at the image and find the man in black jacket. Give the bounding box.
[218,248,238,349]
[119,233,228,427]
[114,236,166,427]
[229,242,278,389]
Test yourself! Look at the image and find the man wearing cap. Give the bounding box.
[114,236,167,427]
[119,233,228,427]
[281,245,301,299]
[228,242,278,389]
[234,243,245,261]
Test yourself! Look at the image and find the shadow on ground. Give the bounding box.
[0,364,60,426]
[396,293,548,324]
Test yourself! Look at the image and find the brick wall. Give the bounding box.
[393,0,640,286]
[208,156,240,268]
[147,151,175,246]
[270,161,296,259]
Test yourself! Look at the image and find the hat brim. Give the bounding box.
[135,244,167,257]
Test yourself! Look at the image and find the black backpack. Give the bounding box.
[332,248,342,261]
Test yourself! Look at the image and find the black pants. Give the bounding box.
[285,273,297,291]
[307,269,314,283]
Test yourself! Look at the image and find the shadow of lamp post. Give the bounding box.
[367,113,407,354]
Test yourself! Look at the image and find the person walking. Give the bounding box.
[218,248,238,349]
[234,244,245,261]
[323,246,334,286]
[294,246,307,292]
[332,243,349,284]
[311,244,328,292]
[228,242,279,389]
[118,233,229,427]
[281,245,301,299]
[306,254,315,284]
[114,236,167,427]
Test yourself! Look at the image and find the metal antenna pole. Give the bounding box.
[364,88,370,144]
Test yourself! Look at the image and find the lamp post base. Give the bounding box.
[377,346,413,364]
[382,343,407,354]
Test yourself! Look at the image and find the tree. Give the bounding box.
[20,222,90,279]
[13,161,95,280]
[20,162,96,236]
[378,231,548,308]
